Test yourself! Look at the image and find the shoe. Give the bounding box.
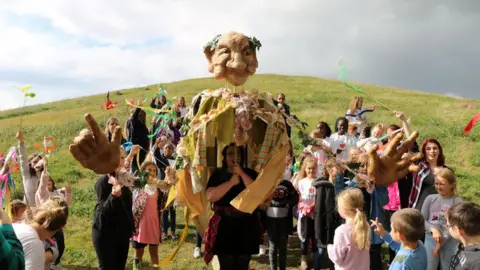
[193,247,201,259]
[161,232,168,241]
[258,245,266,256]
[170,233,178,241]
[300,255,308,270]
[50,264,64,270]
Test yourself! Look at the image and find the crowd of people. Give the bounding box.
[0,93,479,270]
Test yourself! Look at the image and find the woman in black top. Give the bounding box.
[126,108,149,173]
[92,147,134,270]
[204,143,260,270]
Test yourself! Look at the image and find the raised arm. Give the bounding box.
[35,170,50,207]
[395,111,412,138]
[16,131,31,182]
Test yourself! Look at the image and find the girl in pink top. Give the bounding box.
[327,188,370,270]
[131,161,168,270]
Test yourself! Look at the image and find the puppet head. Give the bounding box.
[204,32,261,86]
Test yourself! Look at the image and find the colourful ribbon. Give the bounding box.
[103,91,118,110]
[338,64,364,94]
[345,108,375,117]
[143,84,168,103]
[464,113,480,135]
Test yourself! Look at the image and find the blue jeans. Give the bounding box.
[314,248,333,270]
[425,233,458,270]
[162,206,176,234]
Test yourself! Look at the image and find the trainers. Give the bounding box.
[193,247,201,259]
[258,245,266,256]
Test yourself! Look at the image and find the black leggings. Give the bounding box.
[196,231,202,248]
[92,228,130,270]
[53,230,65,265]
[217,254,251,270]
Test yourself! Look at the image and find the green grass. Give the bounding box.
[1,74,479,269]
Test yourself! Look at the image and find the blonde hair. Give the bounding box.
[349,96,363,113]
[29,197,69,231]
[371,124,385,138]
[104,117,120,133]
[436,167,457,193]
[298,157,317,179]
[337,189,370,250]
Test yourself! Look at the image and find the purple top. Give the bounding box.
[327,222,370,270]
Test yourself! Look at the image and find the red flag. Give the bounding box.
[103,91,118,110]
[464,113,480,135]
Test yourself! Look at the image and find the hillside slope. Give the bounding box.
[0,74,479,269]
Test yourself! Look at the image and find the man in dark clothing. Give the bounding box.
[274,93,291,137]
[266,179,299,270]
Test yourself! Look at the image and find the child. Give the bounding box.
[313,159,341,270]
[291,152,313,190]
[304,130,332,179]
[446,202,480,269]
[266,176,299,270]
[155,143,177,241]
[345,96,375,135]
[371,208,427,270]
[43,237,59,270]
[327,188,370,270]
[345,154,389,270]
[131,161,167,270]
[421,168,463,270]
[9,200,27,223]
[297,157,318,269]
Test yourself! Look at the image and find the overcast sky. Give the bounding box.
[0,0,478,110]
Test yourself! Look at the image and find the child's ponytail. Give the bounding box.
[352,208,370,250]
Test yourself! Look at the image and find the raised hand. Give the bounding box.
[16,130,24,143]
[69,113,123,174]
[370,217,386,238]
[367,131,423,186]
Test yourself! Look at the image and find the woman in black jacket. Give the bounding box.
[92,147,134,270]
[126,108,149,173]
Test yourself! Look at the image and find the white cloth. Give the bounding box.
[13,223,45,270]
[330,133,358,162]
[178,107,188,118]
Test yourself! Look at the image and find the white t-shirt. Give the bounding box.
[298,178,316,207]
[346,108,367,134]
[330,133,358,162]
[178,107,188,118]
[13,223,45,270]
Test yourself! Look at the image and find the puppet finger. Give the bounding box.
[85,113,107,144]
[384,132,403,158]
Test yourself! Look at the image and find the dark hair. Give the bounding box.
[317,121,332,138]
[48,176,57,192]
[221,143,246,169]
[140,161,157,177]
[362,126,372,138]
[387,124,401,131]
[421,138,445,166]
[391,208,425,242]
[28,154,43,177]
[446,202,480,236]
[334,117,349,132]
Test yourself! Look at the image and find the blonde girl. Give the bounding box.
[132,161,168,270]
[346,96,374,135]
[13,197,69,269]
[421,168,463,270]
[356,123,385,152]
[327,188,370,270]
[297,157,318,268]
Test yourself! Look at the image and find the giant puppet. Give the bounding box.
[68,30,422,260]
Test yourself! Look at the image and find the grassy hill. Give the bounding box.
[1,74,479,269]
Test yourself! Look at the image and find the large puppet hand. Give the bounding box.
[367,131,423,186]
[69,113,122,174]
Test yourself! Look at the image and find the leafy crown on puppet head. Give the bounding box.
[204,34,262,51]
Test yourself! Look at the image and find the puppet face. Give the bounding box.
[204,32,259,86]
